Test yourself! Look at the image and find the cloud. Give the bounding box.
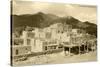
[31,2,51,12]
[12,1,97,24]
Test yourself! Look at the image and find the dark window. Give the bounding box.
[61,31,63,33]
[14,39,23,45]
[16,49,19,55]
[45,46,47,50]
[25,48,28,50]
[27,32,35,38]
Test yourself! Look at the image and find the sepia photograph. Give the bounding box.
[11,0,97,66]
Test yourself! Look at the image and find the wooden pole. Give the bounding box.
[63,47,66,56]
[91,42,93,52]
[79,45,80,55]
[69,47,70,56]
[64,47,66,56]
[87,43,88,53]
[84,44,85,53]
[92,42,94,52]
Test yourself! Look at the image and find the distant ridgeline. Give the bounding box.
[11,12,97,37]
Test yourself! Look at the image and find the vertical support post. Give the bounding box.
[63,47,66,56]
[69,47,70,56]
[79,46,80,55]
[87,43,88,53]
[92,42,94,52]
[84,45,85,53]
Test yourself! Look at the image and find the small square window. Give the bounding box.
[45,46,47,50]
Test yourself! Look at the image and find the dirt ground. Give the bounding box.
[13,51,97,66]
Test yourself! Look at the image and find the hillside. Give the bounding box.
[11,12,97,36]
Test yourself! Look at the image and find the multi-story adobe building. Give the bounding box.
[12,23,96,56]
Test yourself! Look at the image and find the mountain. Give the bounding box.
[12,12,59,28]
[83,21,97,36]
[11,12,97,36]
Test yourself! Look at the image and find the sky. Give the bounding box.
[12,0,97,24]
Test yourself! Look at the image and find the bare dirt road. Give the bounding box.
[13,51,97,66]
